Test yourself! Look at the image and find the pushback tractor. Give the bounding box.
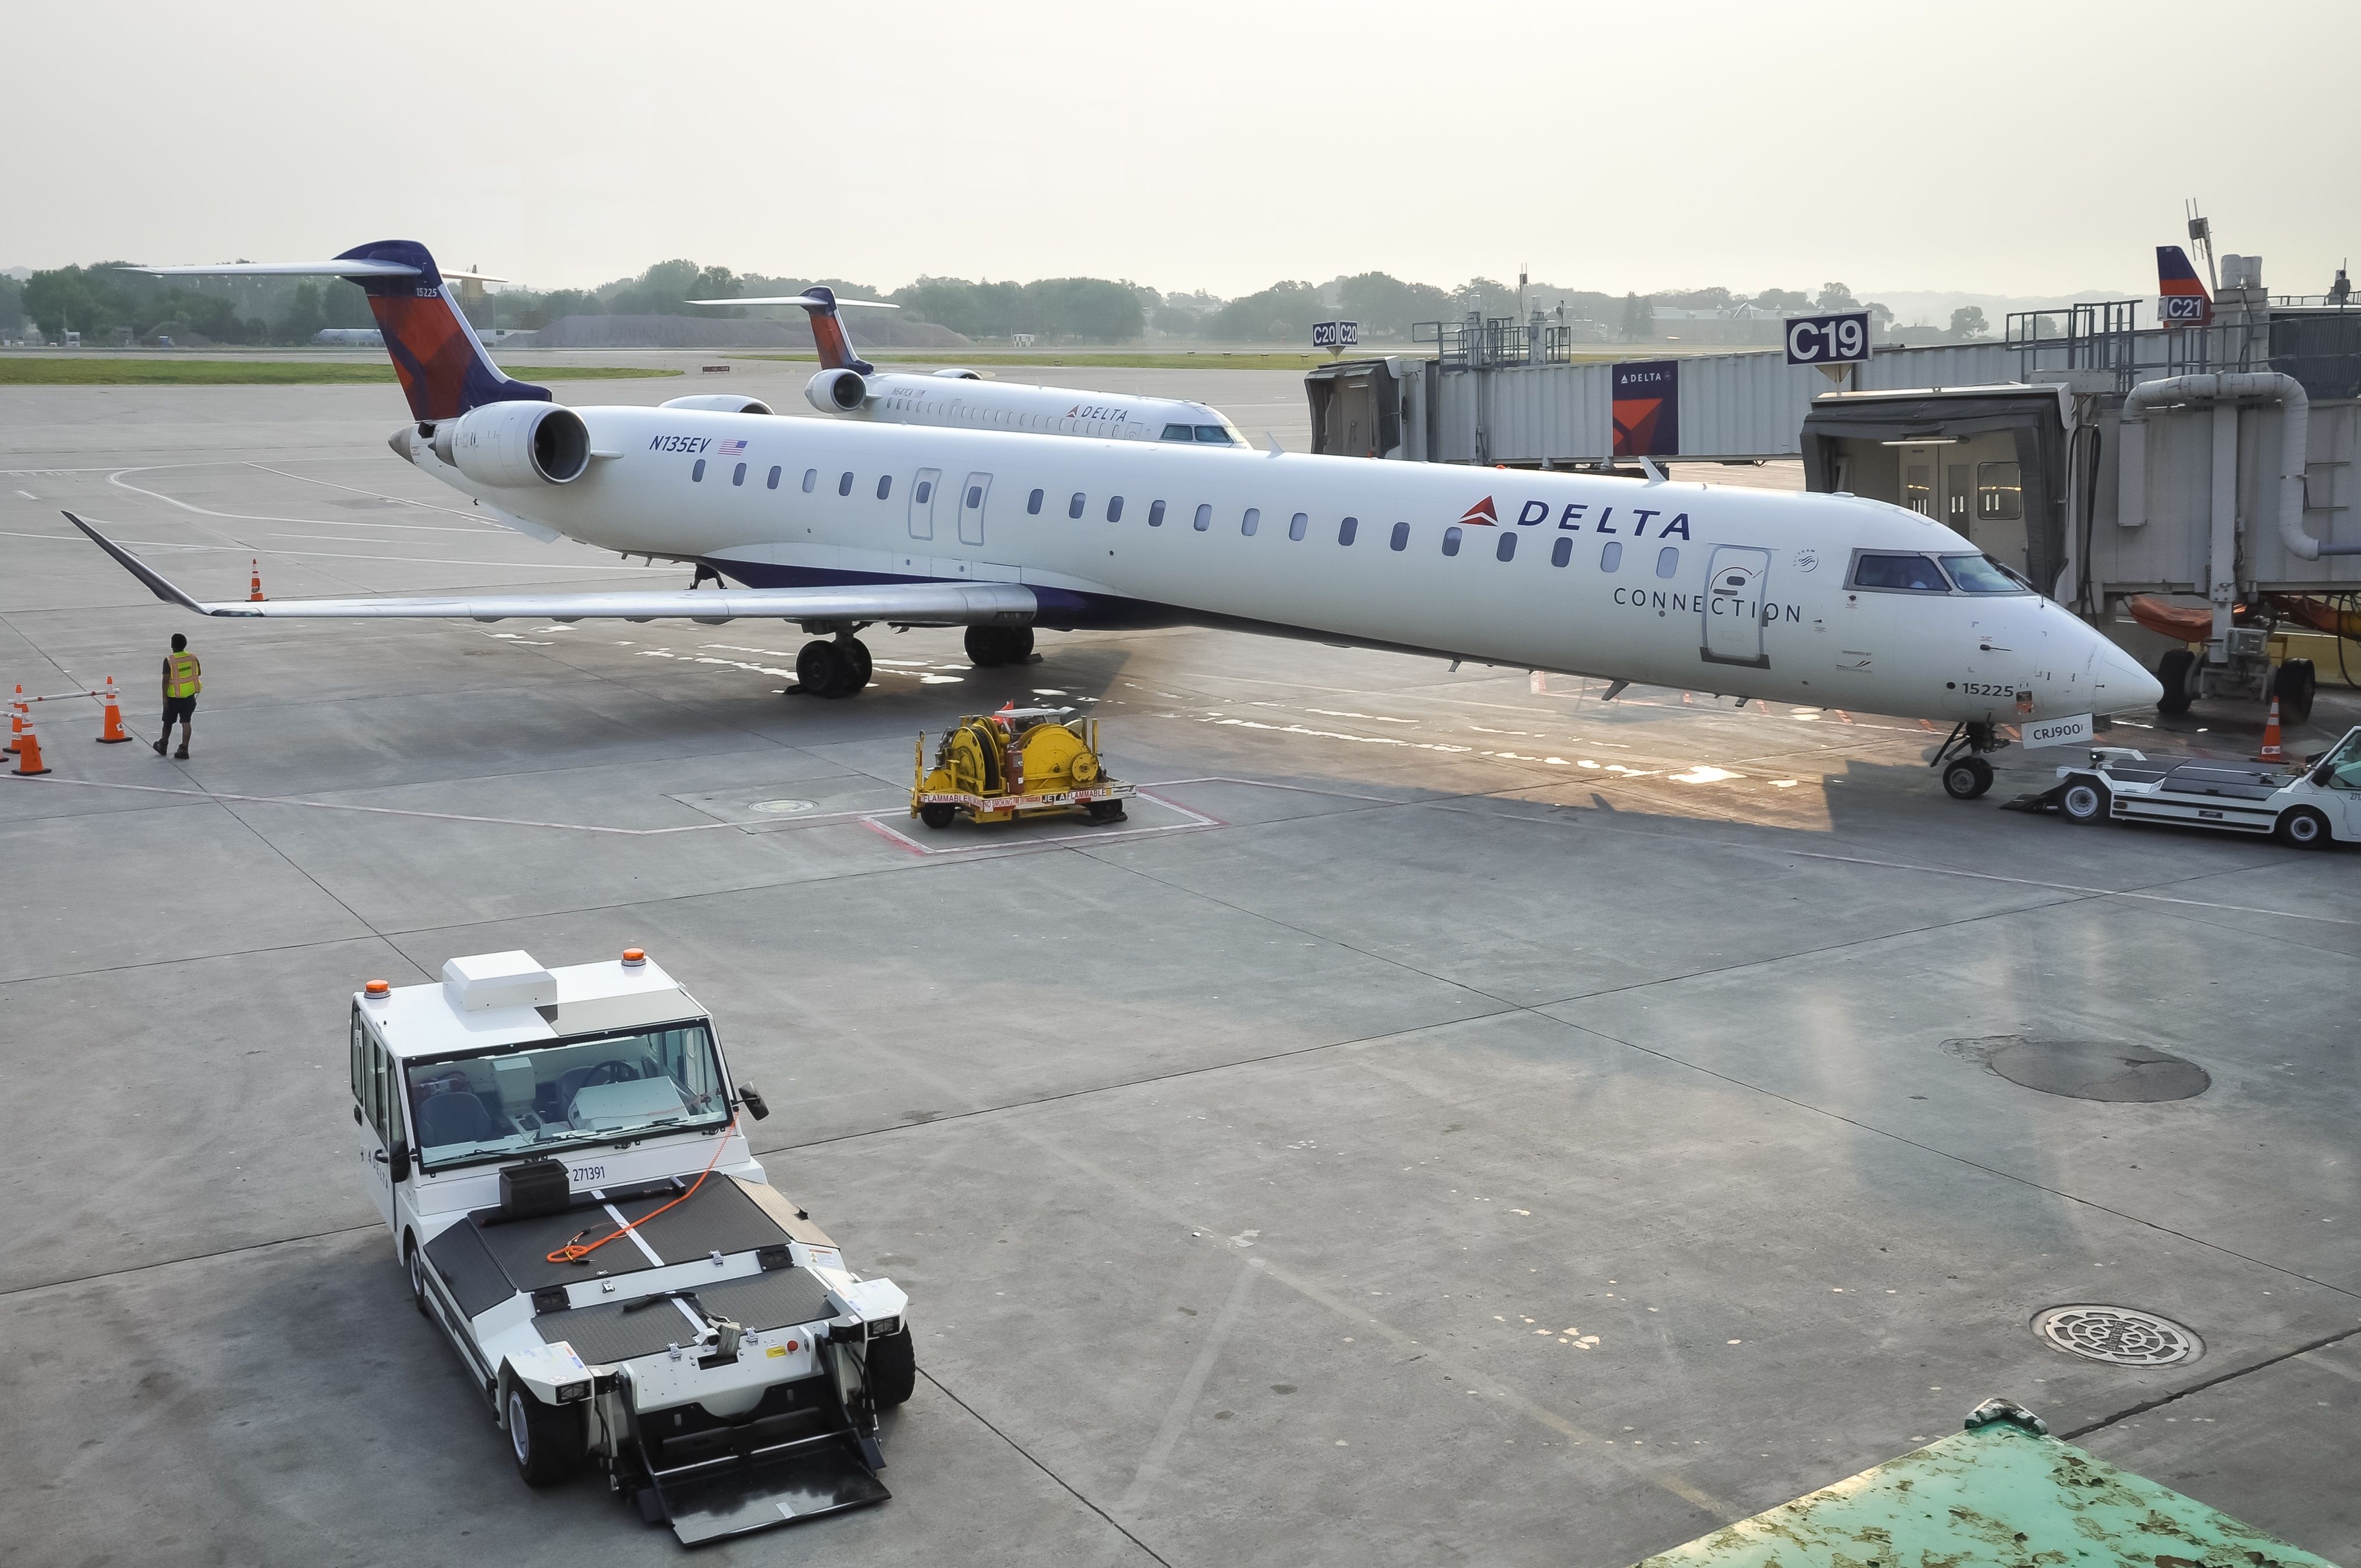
[348,948,914,1544]
[2009,724,2361,847]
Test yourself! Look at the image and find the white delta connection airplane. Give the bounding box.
[74,240,2160,801]
[683,286,1247,445]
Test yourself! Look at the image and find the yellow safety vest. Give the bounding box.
[165,651,202,698]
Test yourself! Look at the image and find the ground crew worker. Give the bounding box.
[157,632,200,758]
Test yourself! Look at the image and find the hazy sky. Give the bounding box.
[9,0,2355,300]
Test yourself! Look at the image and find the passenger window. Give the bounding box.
[876,476,892,501]
[1438,525,1458,556]
[1289,512,1308,541]
[915,479,933,504]
[1338,516,1357,545]
[1850,552,1952,591]
[1551,536,1573,567]
[802,468,817,493]
[1149,500,1166,527]
[1161,423,1193,442]
[838,471,854,496]
[1497,533,1516,562]
[1108,496,1124,523]
[1028,488,1044,515]
[1655,547,1678,578]
[1600,541,1623,572]
[967,485,983,509]
[732,462,747,487]
[1193,504,1211,532]
[767,466,782,490]
[1242,508,1259,537]
[1069,492,1086,520]
[692,459,706,483]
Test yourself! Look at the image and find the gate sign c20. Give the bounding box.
[1784,310,1870,366]
[1311,320,1359,349]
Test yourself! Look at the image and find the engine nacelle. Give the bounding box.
[807,368,870,414]
[660,393,776,416]
[430,400,590,487]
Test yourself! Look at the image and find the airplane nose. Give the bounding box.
[2088,635,2163,712]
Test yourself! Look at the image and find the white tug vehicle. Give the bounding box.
[2021,724,2361,846]
[348,947,912,1544]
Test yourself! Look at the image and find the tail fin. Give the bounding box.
[792,288,875,375]
[2156,244,2213,325]
[330,241,550,421]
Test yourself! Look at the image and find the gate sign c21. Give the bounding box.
[1784,310,1870,366]
[1311,320,1359,349]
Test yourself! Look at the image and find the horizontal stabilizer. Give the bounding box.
[125,260,421,278]
[690,297,899,310]
[65,512,1034,628]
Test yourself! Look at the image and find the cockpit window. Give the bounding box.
[1194,425,1236,445]
[1161,424,1194,442]
[1938,554,2030,594]
[1850,552,1952,592]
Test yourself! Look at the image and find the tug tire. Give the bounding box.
[867,1329,917,1407]
[406,1237,428,1318]
[2278,806,2331,850]
[2060,780,2110,825]
[919,803,957,830]
[506,1383,585,1488]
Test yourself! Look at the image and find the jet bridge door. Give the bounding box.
[1701,546,1772,668]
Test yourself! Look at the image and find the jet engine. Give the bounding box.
[430,400,590,487]
[660,394,776,416]
[806,368,870,413]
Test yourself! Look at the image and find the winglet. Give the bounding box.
[1264,432,1285,457]
[64,512,247,616]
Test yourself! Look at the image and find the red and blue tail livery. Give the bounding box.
[793,288,877,377]
[331,241,551,422]
[2157,244,2212,326]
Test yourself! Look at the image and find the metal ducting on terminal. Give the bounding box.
[1800,386,2073,593]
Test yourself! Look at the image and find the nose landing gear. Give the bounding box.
[1934,721,2006,800]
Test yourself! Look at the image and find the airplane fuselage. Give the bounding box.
[419,406,2152,728]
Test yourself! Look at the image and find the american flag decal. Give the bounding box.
[717,438,749,456]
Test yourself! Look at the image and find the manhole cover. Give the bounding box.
[749,799,818,815]
[2033,1305,2202,1367]
[1974,1037,2210,1102]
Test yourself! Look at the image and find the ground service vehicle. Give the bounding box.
[913,706,1133,829]
[349,948,914,1544]
[2018,725,2361,847]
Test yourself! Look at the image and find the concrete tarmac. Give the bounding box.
[2,378,2356,1567]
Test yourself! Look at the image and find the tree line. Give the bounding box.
[3,256,1991,347]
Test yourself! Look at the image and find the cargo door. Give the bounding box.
[907,468,940,541]
[1701,545,1772,668]
[958,473,990,546]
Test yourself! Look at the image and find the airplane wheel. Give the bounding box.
[1941,755,1994,800]
[919,803,956,829]
[2277,806,2331,849]
[2060,780,2110,824]
[797,638,849,697]
[2156,649,2196,715]
[838,637,873,694]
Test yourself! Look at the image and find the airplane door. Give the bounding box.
[909,467,941,541]
[1701,545,1772,669]
[958,473,990,546]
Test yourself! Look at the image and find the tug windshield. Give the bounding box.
[405,1023,729,1171]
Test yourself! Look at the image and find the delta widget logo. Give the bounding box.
[1458,496,1499,526]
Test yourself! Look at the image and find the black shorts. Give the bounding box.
[162,696,196,725]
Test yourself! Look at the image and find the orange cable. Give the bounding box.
[545,1116,739,1265]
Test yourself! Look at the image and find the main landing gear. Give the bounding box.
[1934,720,2007,800]
[795,634,873,699]
[965,625,1035,668]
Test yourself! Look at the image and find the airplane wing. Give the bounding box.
[65,513,1034,628]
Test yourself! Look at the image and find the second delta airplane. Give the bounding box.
[77,240,2159,801]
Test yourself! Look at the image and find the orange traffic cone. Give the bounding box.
[10,712,48,776]
[97,676,130,743]
[2254,697,2285,763]
[249,559,266,602]
[6,685,22,754]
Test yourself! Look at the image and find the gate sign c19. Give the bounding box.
[1311,320,1359,349]
[1784,311,1870,366]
